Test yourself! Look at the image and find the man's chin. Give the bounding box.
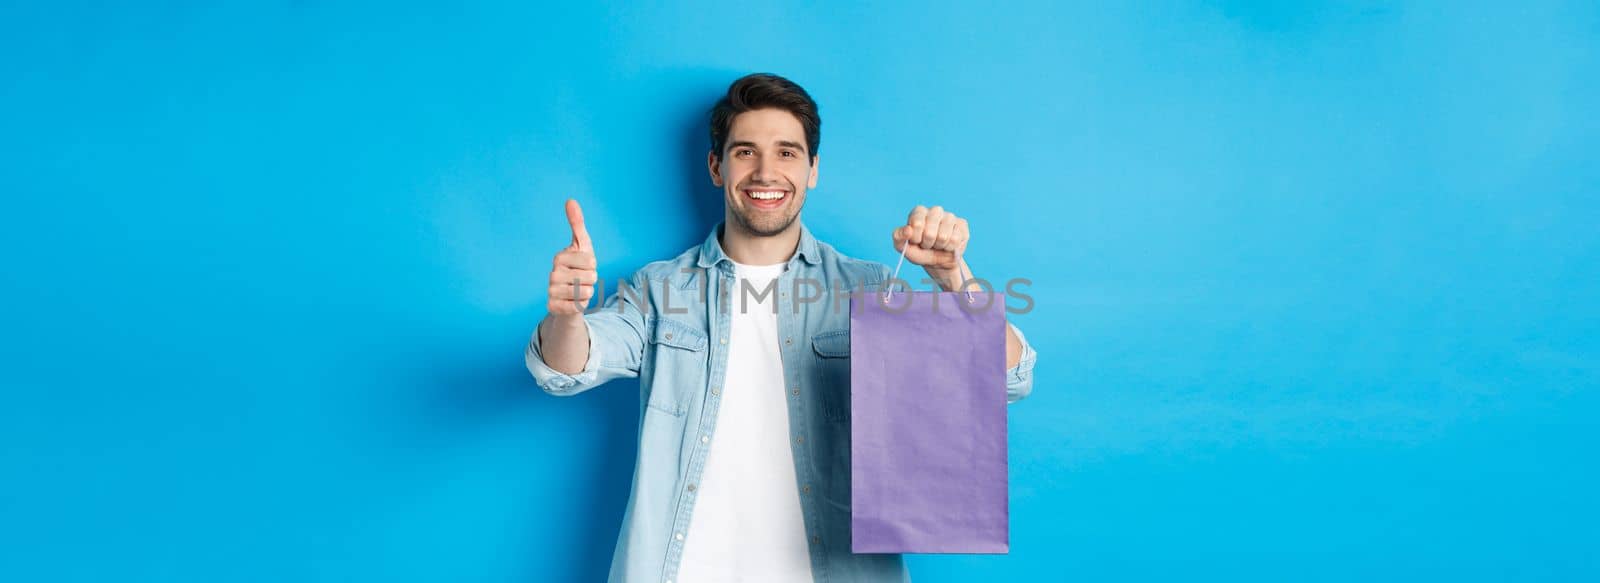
[733,209,800,237]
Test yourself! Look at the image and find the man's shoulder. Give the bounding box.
[810,237,891,286]
[627,245,702,284]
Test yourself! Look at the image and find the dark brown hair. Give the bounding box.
[709,73,820,162]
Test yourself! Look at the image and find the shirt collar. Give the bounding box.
[696,221,822,269]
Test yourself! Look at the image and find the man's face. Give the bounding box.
[708,108,818,237]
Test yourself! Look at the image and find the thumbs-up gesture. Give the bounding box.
[548,199,598,316]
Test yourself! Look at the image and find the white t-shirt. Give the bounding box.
[676,261,814,583]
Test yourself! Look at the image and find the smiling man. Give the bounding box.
[527,73,1038,582]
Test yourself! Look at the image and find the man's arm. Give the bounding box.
[525,200,648,395]
[525,276,651,396]
[927,257,1025,369]
[893,205,1039,403]
[537,314,591,374]
[928,265,1038,404]
[999,321,1037,404]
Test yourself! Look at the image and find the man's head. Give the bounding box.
[707,73,820,238]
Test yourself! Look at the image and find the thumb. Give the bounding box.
[891,225,913,250]
[565,199,593,251]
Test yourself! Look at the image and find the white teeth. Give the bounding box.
[746,190,785,200]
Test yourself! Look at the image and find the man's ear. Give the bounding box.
[707,150,723,187]
[808,155,819,189]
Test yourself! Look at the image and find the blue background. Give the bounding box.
[3,1,1596,581]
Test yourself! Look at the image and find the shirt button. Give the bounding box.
[665,332,673,340]
[675,532,684,541]
[811,535,821,544]
[784,337,792,345]
[802,484,811,494]
[720,338,728,345]
[791,387,800,396]
[687,483,696,492]
[710,386,721,395]
[795,435,805,445]
[701,435,710,444]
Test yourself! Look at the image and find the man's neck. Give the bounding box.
[720,219,801,266]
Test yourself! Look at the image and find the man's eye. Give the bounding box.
[782,151,795,158]
[737,149,753,157]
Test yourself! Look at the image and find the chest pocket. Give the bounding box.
[653,317,708,351]
[645,318,708,416]
[811,329,851,422]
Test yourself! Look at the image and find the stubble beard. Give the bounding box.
[729,192,803,238]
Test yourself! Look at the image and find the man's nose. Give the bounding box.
[750,154,773,181]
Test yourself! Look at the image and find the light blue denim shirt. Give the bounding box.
[525,222,1038,583]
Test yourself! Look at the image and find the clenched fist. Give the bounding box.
[891,205,971,290]
[548,199,598,316]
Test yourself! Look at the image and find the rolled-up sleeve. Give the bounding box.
[525,272,651,396]
[1004,321,1038,404]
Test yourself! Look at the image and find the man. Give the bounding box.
[526,73,1038,582]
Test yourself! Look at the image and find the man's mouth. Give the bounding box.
[742,188,789,210]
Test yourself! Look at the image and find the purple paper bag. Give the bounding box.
[849,290,1009,554]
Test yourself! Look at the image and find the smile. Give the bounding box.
[742,189,789,208]
[743,189,787,200]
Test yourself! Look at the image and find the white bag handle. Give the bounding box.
[882,241,977,304]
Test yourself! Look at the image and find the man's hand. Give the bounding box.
[548,199,598,316]
[890,205,1023,369]
[891,205,971,291]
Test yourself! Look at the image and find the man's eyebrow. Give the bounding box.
[725,140,809,154]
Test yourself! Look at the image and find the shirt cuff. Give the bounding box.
[1005,321,1037,392]
[526,318,603,394]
